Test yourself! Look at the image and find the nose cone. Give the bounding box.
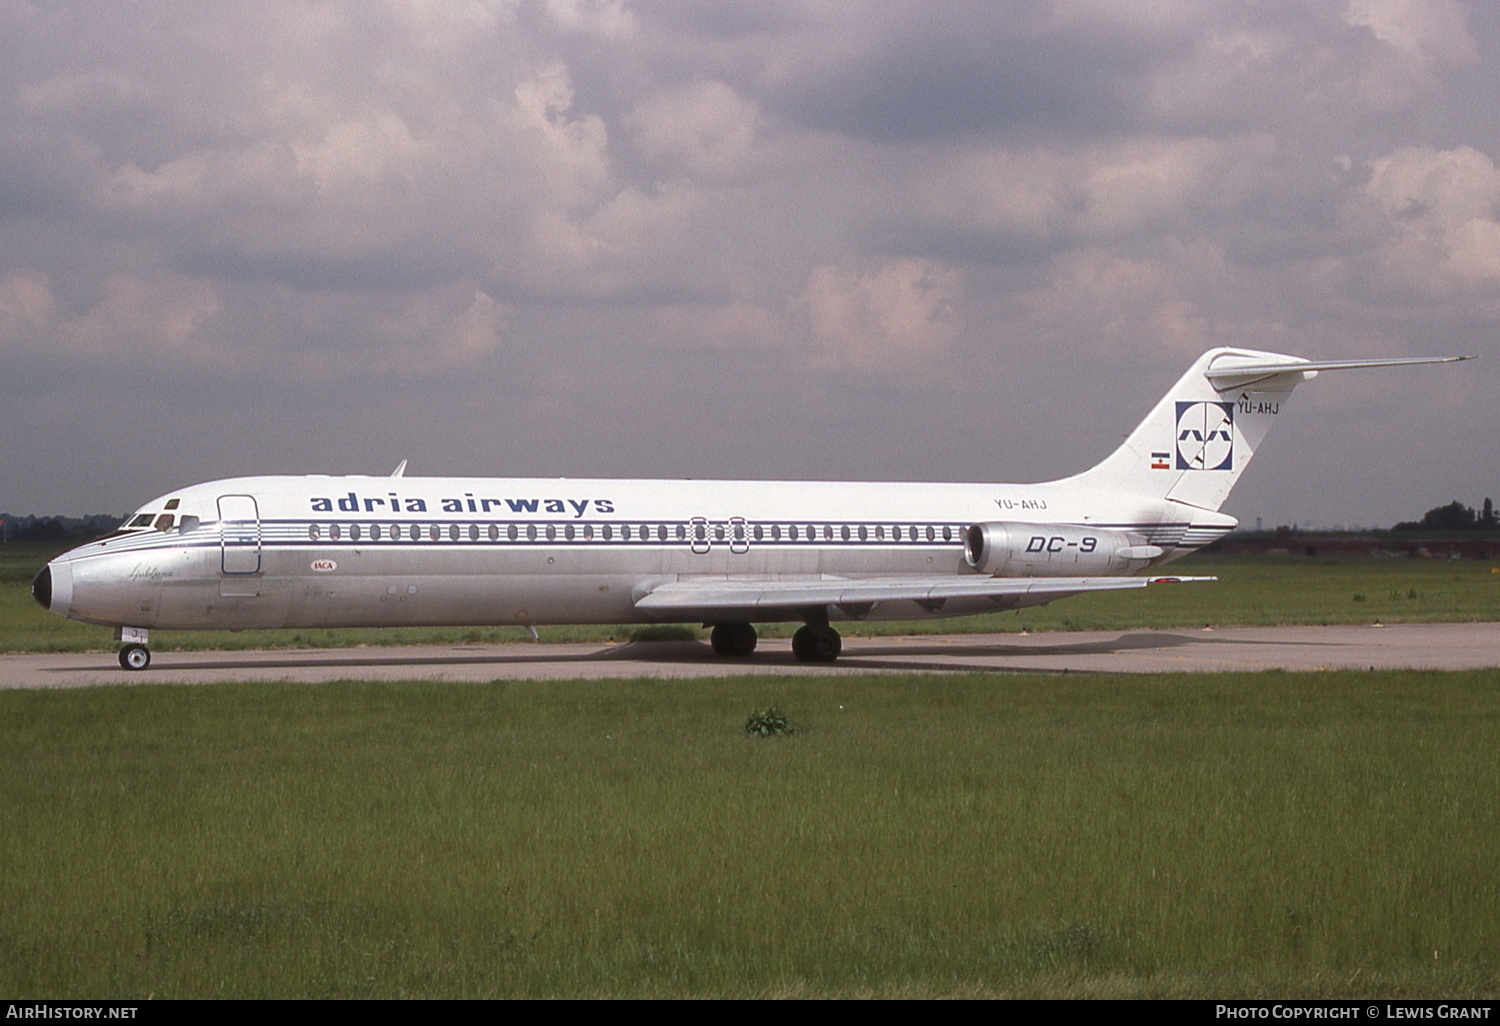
[31,559,71,618]
[32,564,51,610]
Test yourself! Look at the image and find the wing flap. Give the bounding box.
[634,574,1214,614]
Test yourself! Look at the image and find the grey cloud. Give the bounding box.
[2,0,1495,528]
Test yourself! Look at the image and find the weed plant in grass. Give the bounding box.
[3,541,1498,655]
[3,670,1498,998]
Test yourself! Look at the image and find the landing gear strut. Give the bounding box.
[710,622,758,657]
[791,624,842,663]
[116,626,151,671]
[118,644,151,671]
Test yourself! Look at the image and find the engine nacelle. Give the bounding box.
[963,521,1163,577]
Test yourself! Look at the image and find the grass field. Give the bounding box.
[3,670,1498,998]
[3,541,1497,654]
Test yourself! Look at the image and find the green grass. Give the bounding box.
[4,541,1496,654]
[3,671,1499,997]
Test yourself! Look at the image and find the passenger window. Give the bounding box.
[546,525,556,541]
[841,525,850,541]
[566,524,575,541]
[926,526,935,542]
[603,525,613,541]
[527,525,537,541]
[622,525,632,541]
[351,524,362,541]
[584,524,595,540]
[470,524,479,542]
[489,525,499,542]
[449,524,459,542]
[675,524,686,541]
[943,526,952,542]
[309,524,321,540]
[372,524,382,541]
[508,524,518,541]
[331,524,342,540]
[790,525,799,541]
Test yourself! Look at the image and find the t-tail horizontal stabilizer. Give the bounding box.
[1203,354,1473,391]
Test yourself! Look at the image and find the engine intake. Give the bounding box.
[963,521,1162,577]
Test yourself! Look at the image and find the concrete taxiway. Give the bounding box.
[1,622,1496,688]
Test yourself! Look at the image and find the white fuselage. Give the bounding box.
[41,474,1230,632]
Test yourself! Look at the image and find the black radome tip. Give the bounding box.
[31,565,51,611]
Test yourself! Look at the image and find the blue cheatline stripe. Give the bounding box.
[81,517,1230,556]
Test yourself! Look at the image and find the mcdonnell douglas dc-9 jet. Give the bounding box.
[33,348,1470,670]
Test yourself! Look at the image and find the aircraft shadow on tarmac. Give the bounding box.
[54,629,1344,677]
[609,630,1344,674]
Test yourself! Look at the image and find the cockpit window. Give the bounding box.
[164,499,180,510]
[127,514,154,528]
[154,514,175,532]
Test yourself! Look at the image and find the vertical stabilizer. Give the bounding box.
[1057,349,1470,513]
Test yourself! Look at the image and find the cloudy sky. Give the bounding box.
[3,0,1495,527]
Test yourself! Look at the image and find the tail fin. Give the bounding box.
[1060,348,1471,513]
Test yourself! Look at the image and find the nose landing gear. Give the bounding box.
[118,644,151,671]
[116,626,151,671]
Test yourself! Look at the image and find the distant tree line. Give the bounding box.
[0,513,125,543]
[1393,498,1498,532]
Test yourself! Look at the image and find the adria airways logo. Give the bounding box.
[1175,401,1234,471]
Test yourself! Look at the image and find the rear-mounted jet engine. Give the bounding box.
[963,522,1162,577]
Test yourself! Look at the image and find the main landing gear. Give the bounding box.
[710,622,758,657]
[707,620,844,662]
[791,624,841,663]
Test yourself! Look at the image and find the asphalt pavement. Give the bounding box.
[2,622,1496,688]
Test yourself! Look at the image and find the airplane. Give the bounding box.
[31,347,1471,670]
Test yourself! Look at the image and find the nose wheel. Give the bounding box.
[118,644,151,671]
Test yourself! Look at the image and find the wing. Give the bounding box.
[633,574,1214,620]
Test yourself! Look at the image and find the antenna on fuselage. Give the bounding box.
[390,460,408,478]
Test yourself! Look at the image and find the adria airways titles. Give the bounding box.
[32,348,1470,669]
